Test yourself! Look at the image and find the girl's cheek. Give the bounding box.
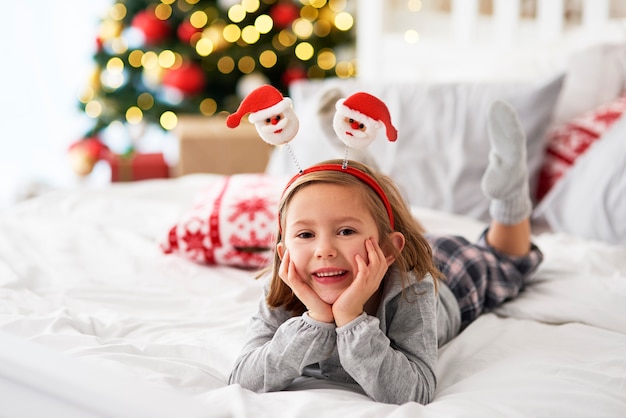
[286,246,304,267]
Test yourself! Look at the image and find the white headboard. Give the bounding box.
[356,0,626,82]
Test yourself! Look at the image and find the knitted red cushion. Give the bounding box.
[536,92,626,201]
[161,174,287,269]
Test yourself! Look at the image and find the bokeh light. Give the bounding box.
[408,0,423,12]
[317,49,336,70]
[190,10,208,27]
[137,92,154,110]
[141,51,159,69]
[404,29,420,43]
[160,111,178,130]
[196,38,214,56]
[238,56,256,73]
[109,3,127,20]
[259,50,277,68]
[228,4,246,23]
[242,0,260,13]
[154,3,172,19]
[241,25,260,44]
[218,56,236,73]
[255,14,273,33]
[128,50,144,67]
[295,42,314,60]
[334,12,353,31]
[126,106,143,124]
[293,18,313,39]
[223,24,241,42]
[85,100,102,118]
[158,50,177,68]
[200,98,217,115]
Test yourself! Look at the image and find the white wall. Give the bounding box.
[0,0,110,208]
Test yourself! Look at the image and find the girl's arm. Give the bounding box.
[336,277,439,405]
[229,293,337,392]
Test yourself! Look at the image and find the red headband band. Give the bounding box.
[282,163,395,230]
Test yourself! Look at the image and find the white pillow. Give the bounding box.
[533,113,626,246]
[266,75,564,221]
[551,42,626,127]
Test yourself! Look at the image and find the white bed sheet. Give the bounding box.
[0,175,625,418]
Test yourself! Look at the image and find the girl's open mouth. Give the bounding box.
[313,269,348,284]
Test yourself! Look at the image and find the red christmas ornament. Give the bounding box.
[177,20,202,44]
[282,66,307,86]
[131,9,170,45]
[162,61,206,95]
[95,36,104,52]
[68,137,109,176]
[270,2,300,29]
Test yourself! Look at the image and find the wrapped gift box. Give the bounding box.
[173,115,272,176]
[107,152,170,182]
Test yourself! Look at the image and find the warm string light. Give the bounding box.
[405,0,422,44]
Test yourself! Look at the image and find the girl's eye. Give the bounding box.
[338,228,356,236]
[296,232,314,239]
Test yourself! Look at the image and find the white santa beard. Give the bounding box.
[256,116,299,145]
[332,111,378,149]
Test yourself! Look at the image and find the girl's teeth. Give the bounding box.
[316,271,344,277]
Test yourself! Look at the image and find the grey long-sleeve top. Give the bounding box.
[228,269,460,405]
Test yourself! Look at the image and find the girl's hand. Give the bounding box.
[279,249,334,323]
[333,239,388,327]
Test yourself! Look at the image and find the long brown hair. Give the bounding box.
[262,159,442,315]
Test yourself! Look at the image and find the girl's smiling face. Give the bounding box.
[278,182,381,305]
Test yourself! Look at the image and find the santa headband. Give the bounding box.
[226,84,398,228]
[282,163,394,229]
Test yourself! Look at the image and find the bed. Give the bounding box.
[3,3,626,417]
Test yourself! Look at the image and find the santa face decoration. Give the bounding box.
[253,107,300,146]
[333,92,398,150]
[333,110,380,149]
[226,84,299,146]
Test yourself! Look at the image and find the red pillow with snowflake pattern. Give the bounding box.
[161,174,288,269]
[536,92,626,201]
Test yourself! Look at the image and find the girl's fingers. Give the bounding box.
[364,240,383,272]
[355,253,368,275]
[280,249,312,295]
[367,239,385,268]
[287,257,300,286]
[355,239,388,289]
[281,250,304,290]
[279,251,288,281]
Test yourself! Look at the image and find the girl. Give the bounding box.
[229,101,544,405]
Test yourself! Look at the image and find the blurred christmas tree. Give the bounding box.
[73,0,355,172]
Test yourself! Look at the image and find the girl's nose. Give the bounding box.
[314,240,337,259]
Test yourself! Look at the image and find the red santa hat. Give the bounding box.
[335,92,398,142]
[226,85,293,128]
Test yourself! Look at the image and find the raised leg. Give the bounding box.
[481,100,532,256]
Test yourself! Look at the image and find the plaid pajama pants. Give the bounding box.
[425,230,543,329]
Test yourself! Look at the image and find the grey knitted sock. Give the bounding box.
[481,100,532,225]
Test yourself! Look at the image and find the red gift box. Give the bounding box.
[107,152,170,182]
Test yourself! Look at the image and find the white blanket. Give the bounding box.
[1,175,625,417]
